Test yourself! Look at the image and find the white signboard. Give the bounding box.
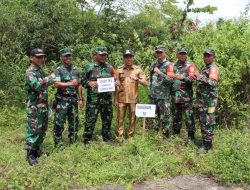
[97,77,115,93]
[136,104,156,118]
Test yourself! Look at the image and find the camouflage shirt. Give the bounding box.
[25,64,54,112]
[54,62,80,100]
[173,61,196,103]
[81,61,115,104]
[197,62,220,107]
[148,59,174,100]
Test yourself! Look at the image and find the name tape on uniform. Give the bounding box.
[97,77,115,93]
[136,104,156,118]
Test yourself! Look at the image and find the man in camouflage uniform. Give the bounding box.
[148,45,174,138]
[25,48,55,166]
[172,48,197,142]
[81,47,116,145]
[53,48,82,147]
[115,50,147,142]
[195,49,220,151]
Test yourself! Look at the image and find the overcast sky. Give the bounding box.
[181,0,250,24]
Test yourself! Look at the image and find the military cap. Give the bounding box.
[95,46,108,54]
[177,47,188,54]
[30,48,45,56]
[155,45,166,52]
[204,49,215,55]
[59,48,73,56]
[123,50,134,56]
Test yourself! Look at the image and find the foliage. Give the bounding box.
[0,108,249,189]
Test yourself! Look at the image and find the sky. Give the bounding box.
[180,0,250,24]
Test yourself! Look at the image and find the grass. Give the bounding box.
[0,106,250,189]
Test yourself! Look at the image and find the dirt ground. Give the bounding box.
[80,175,249,190]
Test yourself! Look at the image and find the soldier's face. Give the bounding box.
[124,55,134,66]
[204,54,215,65]
[155,51,166,62]
[60,54,73,65]
[30,55,44,67]
[95,53,107,64]
[177,53,187,63]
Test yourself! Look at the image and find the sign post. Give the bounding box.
[97,77,115,93]
[135,104,156,139]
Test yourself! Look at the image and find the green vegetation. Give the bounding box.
[0,107,250,189]
[0,0,249,189]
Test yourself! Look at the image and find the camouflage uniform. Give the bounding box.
[25,64,54,151]
[53,62,80,145]
[148,59,174,135]
[81,61,115,143]
[172,61,196,136]
[197,61,220,146]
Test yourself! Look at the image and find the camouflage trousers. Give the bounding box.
[198,107,216,142]
[173,102,195,133]
[84,103,113,143]
[148,97,172,133]
[25,107,48,150]
[53,98,79,144]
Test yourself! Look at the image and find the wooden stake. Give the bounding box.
[142,117,146,139]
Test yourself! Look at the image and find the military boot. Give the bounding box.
[27,150,38,166]
[173,128,180,135]
[162,130,170,139]
[204,141,213,151]
[185,131,195,145]
[35,147,49,158]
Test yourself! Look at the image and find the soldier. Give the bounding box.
[172,48,197,143]
[148,45,174,138]
[115,50,147,142]
[195,49,220,151]
[81,47,117,145]
[25,48,56,166]
[53,48,82,147]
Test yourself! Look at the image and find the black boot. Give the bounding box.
[173,128,180,135]
[185,132,195,145]
[162,130,169,139]
[204,141,213,151]
[27,150,38,166]
[188,131,195,141]
[35,147,49,158]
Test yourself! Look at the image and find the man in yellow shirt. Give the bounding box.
[115,50,147,143]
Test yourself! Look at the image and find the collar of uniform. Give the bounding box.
[206,62,215,68]
[176,60,187,66]
[157,58,167,64]
[61,61,72,69]
[94,61,106,67]
[30,63,40,70]
[123,64,135,70]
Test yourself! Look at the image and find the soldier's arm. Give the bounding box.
[26,72,54,92]
[81,65,91,88]
[197,75,218,87]
[54,68,78,88]
[78,84,84,109]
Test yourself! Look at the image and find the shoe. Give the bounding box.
[173,128,180,135]
[27,150,38,166]
[162,130,169,139]
[35,148,49,158]
[204,141,213,151]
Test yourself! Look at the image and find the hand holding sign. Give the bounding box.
[97,77,115,93]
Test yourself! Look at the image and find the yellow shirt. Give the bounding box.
[116,65,146,103]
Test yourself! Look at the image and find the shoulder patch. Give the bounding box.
[188,63,196,77]
[209,66,219,81]
[167,62,174,77]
